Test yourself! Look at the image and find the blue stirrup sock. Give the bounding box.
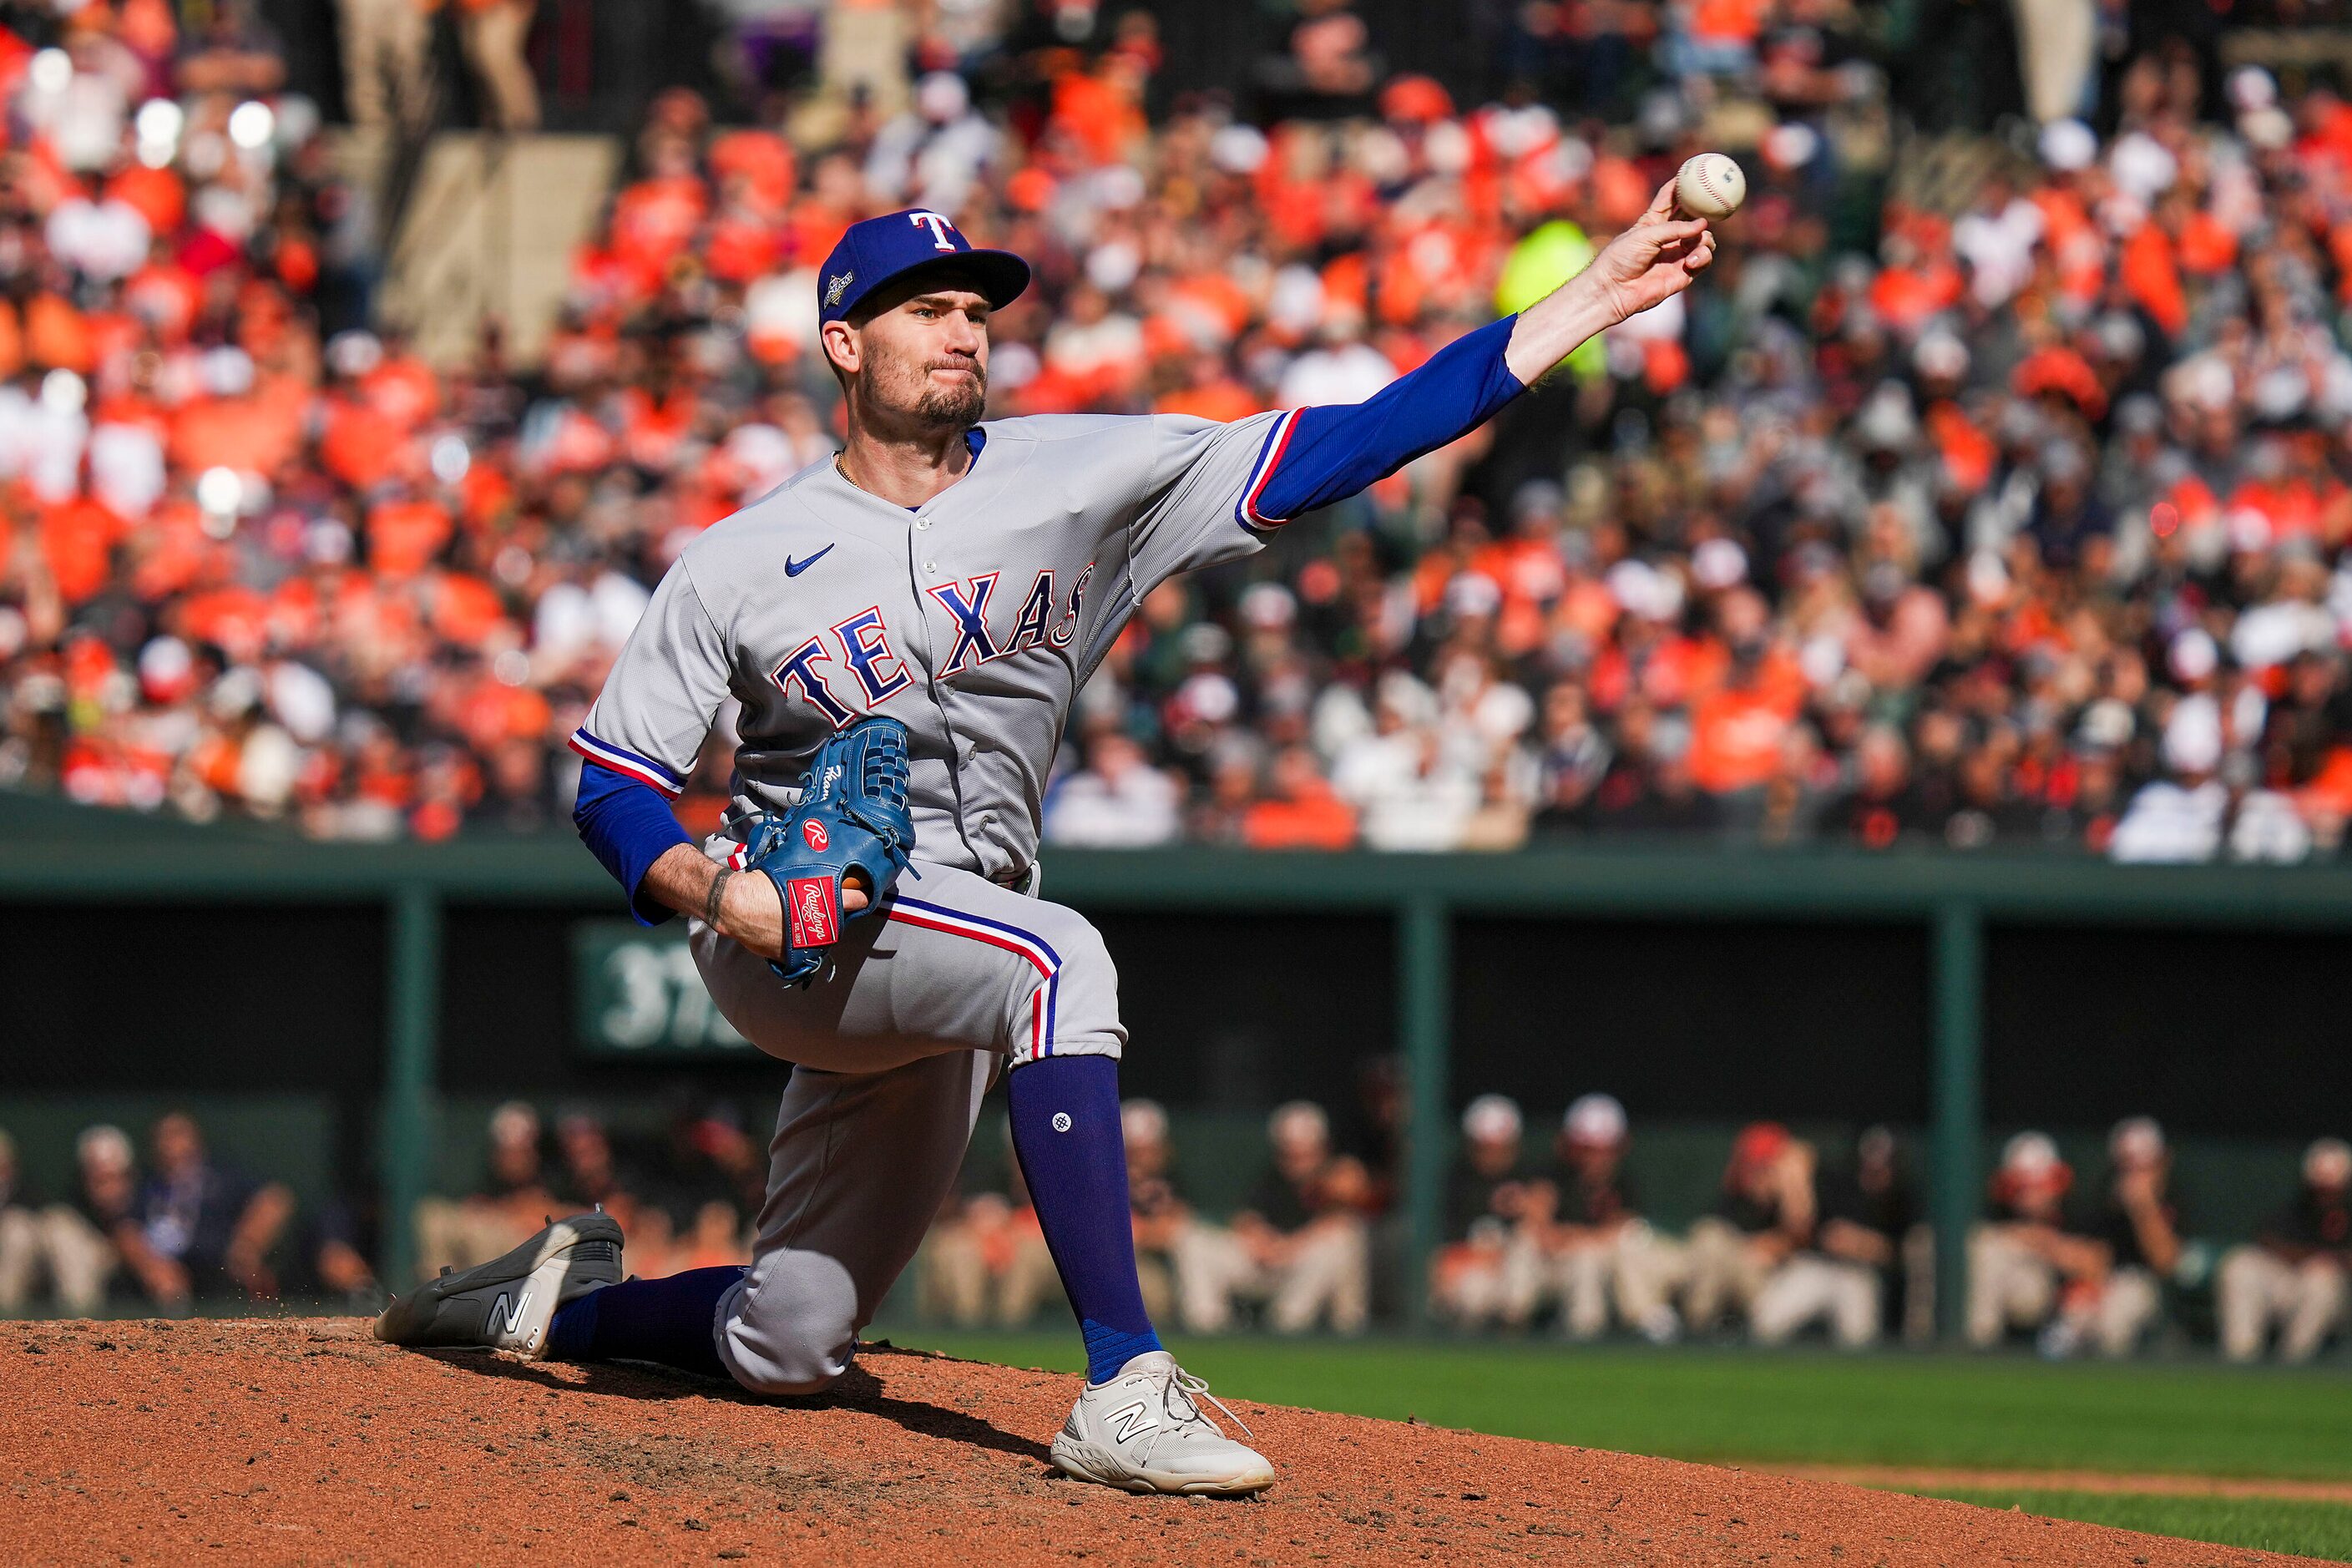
[1007,1054,1164,1384]
[544,1264,742,1380]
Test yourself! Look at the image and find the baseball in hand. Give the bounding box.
[1675,153,1746,220]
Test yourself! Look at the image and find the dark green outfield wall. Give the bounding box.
[4,809,2351,1325]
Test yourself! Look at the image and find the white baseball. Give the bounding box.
[1675,153,1746,220]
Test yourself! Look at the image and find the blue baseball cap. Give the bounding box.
[816,209,1030,325]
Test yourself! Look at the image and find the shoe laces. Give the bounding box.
[1150,1363,1254,1442]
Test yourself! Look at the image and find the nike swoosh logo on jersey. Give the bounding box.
[785,545,835,576]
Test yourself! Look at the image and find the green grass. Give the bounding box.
[884,1331,2352,1479]
[1907,1489,2352,1562]
[880,1329,2352,1557]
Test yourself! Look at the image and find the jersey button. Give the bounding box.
[923,560,938,573]
[914,518,931,531]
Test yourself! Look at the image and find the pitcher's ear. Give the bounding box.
[820,318,858,377]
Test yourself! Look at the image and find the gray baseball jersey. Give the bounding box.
[570,409,1296,1395]
[574,409,1287,884]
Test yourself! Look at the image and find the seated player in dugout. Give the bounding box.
[372,195,1717,1496]
[2219,1137,2351,1364]
[1539,1092,1682,1344]
[1966,1130,2112,1354]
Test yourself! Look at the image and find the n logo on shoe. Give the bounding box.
[488,1288,531,1337]
[1107,1400,1156,1444]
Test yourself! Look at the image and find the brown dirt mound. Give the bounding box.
[3,1318,2321,1565]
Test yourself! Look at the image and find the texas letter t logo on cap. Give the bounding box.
[909,210,959,250]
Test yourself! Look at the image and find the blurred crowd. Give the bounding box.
[909,1090,2352,1363]
[1424,1100,2352,1363]
[0,1110,377,1317]
[0,3,2348,861]
[410,1098,761,1282]
[3,1094,2344,1366]
[0,1097,761,1316]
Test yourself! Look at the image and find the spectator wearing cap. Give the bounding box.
[1429,1095,1545,1330]
[1966,1131,2110,1352]
[1538,1093,1682,1343]
[2108,685,2232,864]
[1333,674,1481,852]
[1682,1122,1814,1338]
[1753,1127,1920,1349]
[1187,1101,1373,1334]
[2218,1138,2350,1363]
[2072,1116,2187,1358]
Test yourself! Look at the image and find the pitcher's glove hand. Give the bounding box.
[740,716,915,985]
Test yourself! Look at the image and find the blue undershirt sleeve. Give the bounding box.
[1248,312,1526,526]
[573,759,695,926]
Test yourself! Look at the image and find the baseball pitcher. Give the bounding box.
[373,193,1714,1495]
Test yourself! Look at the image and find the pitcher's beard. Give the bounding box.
[914,372,986,427]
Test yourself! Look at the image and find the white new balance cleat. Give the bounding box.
[373,1211,623,1358]
[1050,1351,1275,1496]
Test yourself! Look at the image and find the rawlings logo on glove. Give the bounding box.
[738,716,915,985]
[785,876,840,948]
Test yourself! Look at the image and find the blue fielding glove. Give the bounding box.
[740,716,915,985]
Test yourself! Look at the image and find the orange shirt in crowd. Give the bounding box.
[41,497,127,604]
[171,390,303,476]
[1242,785,1359,851]
[364,355,443,432]
[1688,684,1796,793]
[128,499,213,602]
[25,291,92,372]
[2176,209,2237,276]
[178,584,271,663]
[1690,0,1768,42]
[1051,65,1146,166]
[1154,379,1259,423]
[319,396,405,490]
[367,498,455,578]
[431,572,508,645]
[107,162,185,235]
[706,128,796,215]
[2121,223,2187,336]
[1869,255,1963,336]
[2012,345,2106,421]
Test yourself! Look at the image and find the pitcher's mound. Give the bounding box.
[2,1319,2314,1565]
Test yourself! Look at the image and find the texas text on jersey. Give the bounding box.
[570,409,1289,885]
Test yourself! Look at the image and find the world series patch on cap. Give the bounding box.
[817,209,1031,325]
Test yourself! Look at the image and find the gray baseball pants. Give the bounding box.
[686,851,1124,1394]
